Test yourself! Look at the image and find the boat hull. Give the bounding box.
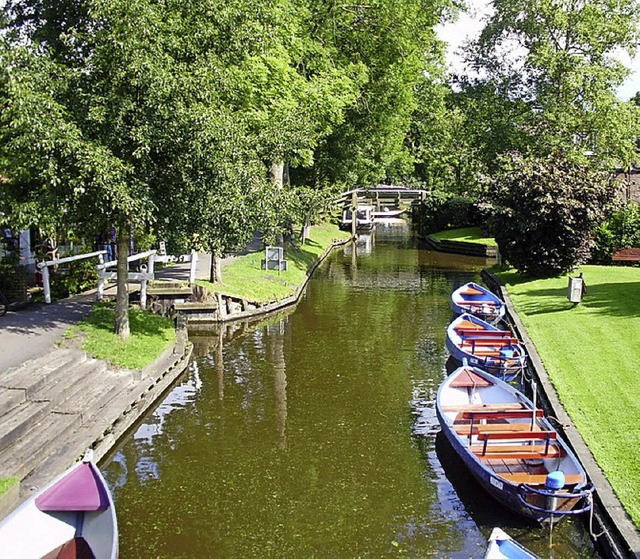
[451,282,506,325]
[446,313,527,380]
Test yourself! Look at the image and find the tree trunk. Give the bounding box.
[114,224,130,340]
[269,161,284,189]
[209,251,222,284]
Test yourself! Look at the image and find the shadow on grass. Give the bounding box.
[508,282,640,319]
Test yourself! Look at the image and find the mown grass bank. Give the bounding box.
[197,223,351,302]
[65,304,176,369]
[497,265,640,527]
[431,227,497,246]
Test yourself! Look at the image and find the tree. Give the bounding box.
[485,152,617,277]
[472,0,640,168]
[304,0,452,187]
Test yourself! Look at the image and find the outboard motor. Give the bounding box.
[545,470,566,512]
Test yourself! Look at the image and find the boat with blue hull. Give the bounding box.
[446,313,527,379]
[451,282,506,325]
[484,527,539,559]
[436,366,593,524]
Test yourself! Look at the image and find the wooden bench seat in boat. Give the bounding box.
[477,430,556,455]
[42,537,95,559]
[455,328,511,336]
[472,444,565,460]
[443,403,526,412]
[457,409,544,421]
[455,423,545,436]
[459,287,485,296]
[458,300,499,306]
[461,338,518,347]
[478,431,556,441]
[498,472,585,486]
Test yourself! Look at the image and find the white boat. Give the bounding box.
[484,527,539,558]
[0,450,118,559]
[436,366,593,523]
[341,205,375,231]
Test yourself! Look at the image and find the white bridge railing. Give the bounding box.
[37,248,198,307]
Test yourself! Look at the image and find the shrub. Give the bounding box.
[50,258,98,299]
[414,191,479,235]
[591,203,640,264]
[485,152,616,277]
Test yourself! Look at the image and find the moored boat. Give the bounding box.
[436,366,593,524]
[0,450,118,559]
[446,313,527,379]
[484,527,539,559]
[451,282,505,325]
[341,205,376,231]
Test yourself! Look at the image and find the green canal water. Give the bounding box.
[104,225,600,558]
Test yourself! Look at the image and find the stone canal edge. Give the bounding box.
[483,270,640,559]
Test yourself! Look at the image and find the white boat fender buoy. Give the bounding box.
[545,470,565,511]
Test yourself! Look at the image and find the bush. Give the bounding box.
[485,152,616,277]
[591,203,640,264]
[50,258,98,299]
[414,191,479,235]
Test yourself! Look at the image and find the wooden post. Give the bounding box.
[97,271,104,301]
[189,250,197,284]
[41,266,51,304]
[351,191,357,238]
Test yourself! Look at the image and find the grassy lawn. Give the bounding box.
[66,303,176,369]
[197,223,351,302]
[431,227,497,246]
[497,265,640,527]
[0,476,18,497]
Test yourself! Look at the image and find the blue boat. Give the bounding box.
[484,528,539,559]
[436,366,593,524]
[451,282,506,325]
[446,313,527,379]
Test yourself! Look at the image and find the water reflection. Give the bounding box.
[104,224,600,558]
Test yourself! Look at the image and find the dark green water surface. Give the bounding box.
[104,225,599,558]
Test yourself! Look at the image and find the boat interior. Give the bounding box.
[442,368,583,487]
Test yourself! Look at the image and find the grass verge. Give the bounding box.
[497,264,640,527]
[0,476,19,497]
[431,227,497,246]
[197,223,351,302]
[66,303,176,370]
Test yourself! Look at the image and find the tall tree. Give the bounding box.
[472,0,640,167]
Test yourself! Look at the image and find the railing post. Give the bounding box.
[97,270,104,301]
[41,265,51,304]
[140,278,147,309]
[189,250,198,284]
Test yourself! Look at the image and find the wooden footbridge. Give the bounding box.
[338,185,429,210]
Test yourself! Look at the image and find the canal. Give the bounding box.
[103,224,599,558]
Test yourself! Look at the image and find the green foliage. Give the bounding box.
[50,258,98,299]
[413,191,479,236]
[592,203,640,264]
[67,303,176,370]
[486,152,616,277]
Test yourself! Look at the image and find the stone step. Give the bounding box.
[0,387,26,418]
[30,358,99,406]
[45,359,107,413]
[0,400,51,452]
[53,365,131,422]
[0,349,87,398]
[0,412,79,481]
